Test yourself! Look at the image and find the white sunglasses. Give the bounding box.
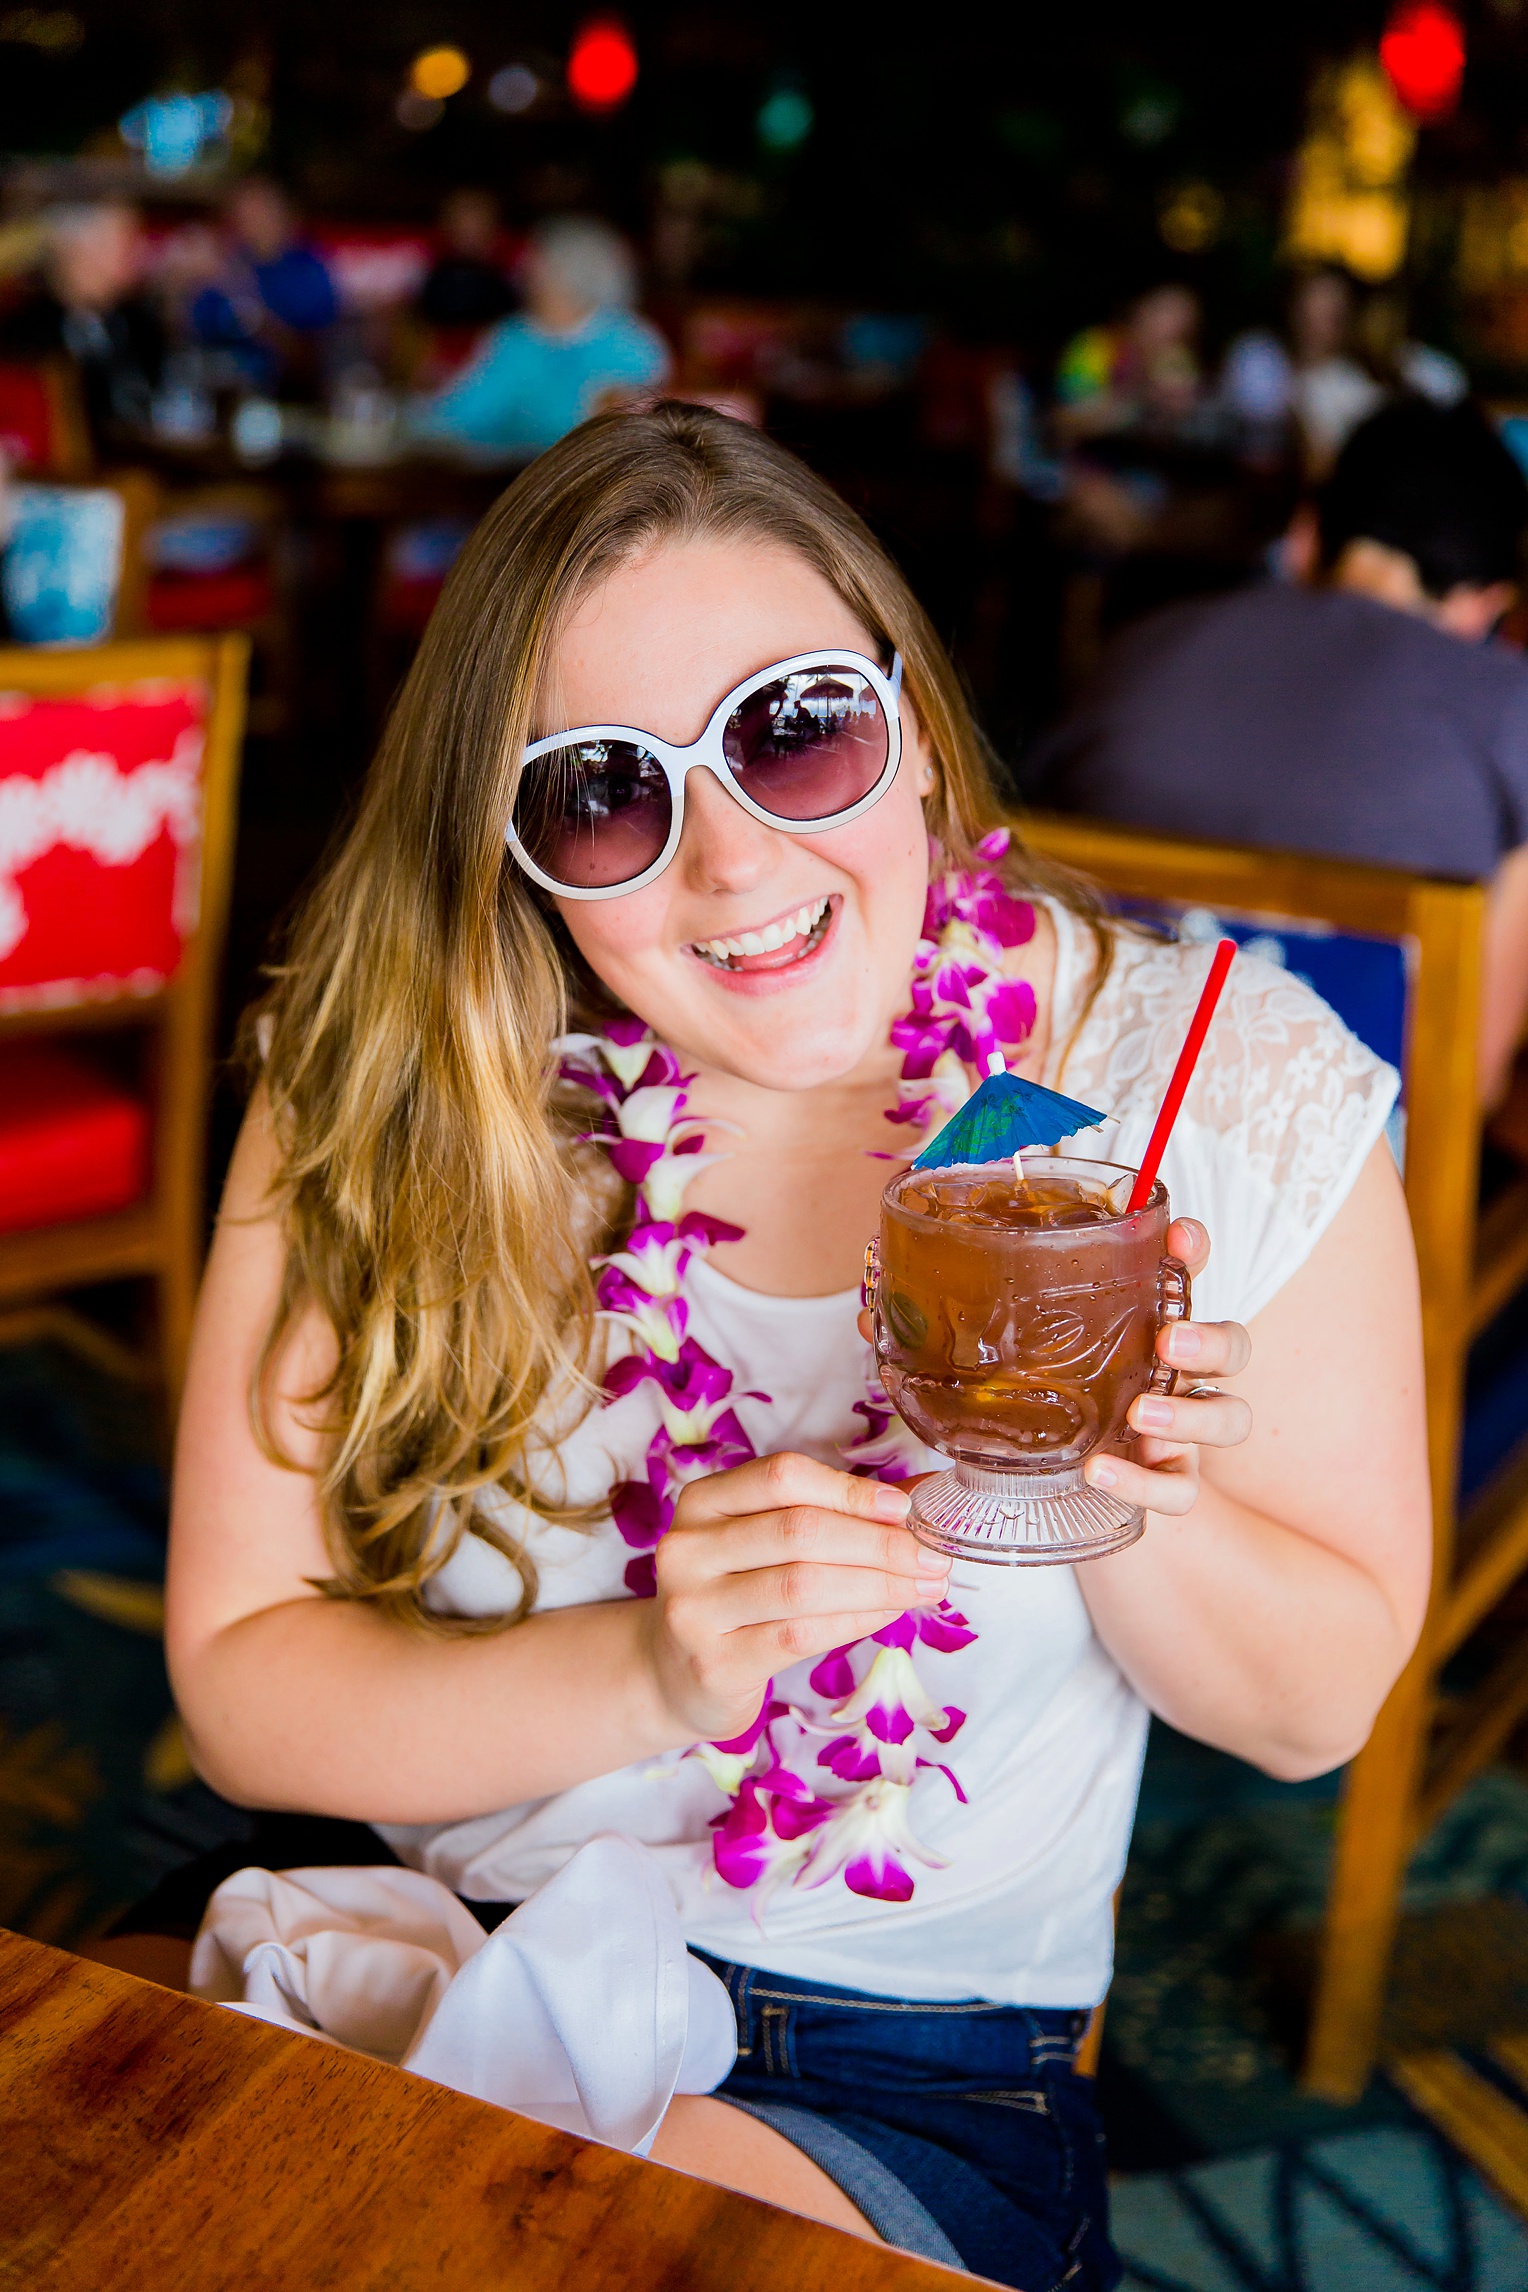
[505,647,904,900]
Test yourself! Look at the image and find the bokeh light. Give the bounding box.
[409,45,470,101]
[1379,2,1465,121]
[396,89,444,131]
[488,63,538,115]
[567,18,637,113]
[1158,181,1225,254]
[757,84,813,153]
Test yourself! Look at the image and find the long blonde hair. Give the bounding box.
[251,402,1107,1631]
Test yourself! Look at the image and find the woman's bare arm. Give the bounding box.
[1480,840,1528,1108]
[1078,1140,1431,1779]
[166,1104,937,1822]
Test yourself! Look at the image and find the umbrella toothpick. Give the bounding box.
[912,1055,1106,1177]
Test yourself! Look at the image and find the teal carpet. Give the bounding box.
[1113,2126,1528,2291]
[5,1340,1528,2289]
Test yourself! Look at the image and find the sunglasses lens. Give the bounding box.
[721,666,891,824]
[512,740,672,890]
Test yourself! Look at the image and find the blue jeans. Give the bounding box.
[695,1952,1119,2291]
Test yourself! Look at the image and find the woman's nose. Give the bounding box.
[676,762,783,895]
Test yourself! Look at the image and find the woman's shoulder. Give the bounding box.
[1068,928,1398,1225]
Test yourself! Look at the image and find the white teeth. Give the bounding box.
[692,896,830,966]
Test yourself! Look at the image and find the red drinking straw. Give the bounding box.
[1126,938,1237,1212]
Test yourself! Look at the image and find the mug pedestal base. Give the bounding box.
[909,1461,1144,1566]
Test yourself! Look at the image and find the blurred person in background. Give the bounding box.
[1034,400,1528,1105]
[1055,283,1205,446]
[410,216,670,464]
[1354,286,1467,414]
[0,201,163,455]
[417,190,515,329]
[1285,269,1381,475]
[1221,269,1467,479]
[188,176,338,392]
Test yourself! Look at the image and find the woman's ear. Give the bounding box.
[901,705,936,798]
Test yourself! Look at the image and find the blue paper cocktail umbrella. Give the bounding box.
[912,1065,1106,1173]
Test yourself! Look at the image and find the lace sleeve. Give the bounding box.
[1063,933,1400,1325]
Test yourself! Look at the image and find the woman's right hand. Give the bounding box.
[644,1452,950,1745]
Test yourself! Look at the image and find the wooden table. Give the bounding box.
[0,1929,973,2289]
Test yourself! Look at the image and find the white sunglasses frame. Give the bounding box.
[505,647,905,901]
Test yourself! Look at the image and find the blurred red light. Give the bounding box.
[1380,1,1465,119]
[568,18,637,111]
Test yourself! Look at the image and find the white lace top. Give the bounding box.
[377,909,1398,2007]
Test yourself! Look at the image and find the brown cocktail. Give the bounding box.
[871,1155,1188,1563]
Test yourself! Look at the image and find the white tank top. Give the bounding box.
[377,911,1398,2007]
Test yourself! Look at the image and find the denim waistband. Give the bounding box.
[691,1950,1089,2076]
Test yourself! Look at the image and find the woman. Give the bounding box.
[166,405,1429,2288]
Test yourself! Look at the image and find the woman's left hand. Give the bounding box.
[1084,1218,1252,1517]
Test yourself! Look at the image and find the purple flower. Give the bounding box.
[677,1210,746,1248]
[871,1612,918,1651]
[885,1094,935,1128]
[712,1691,777,1757]
[607,1137,667,1186]
[817,1731,882,1783]
[596,1267,690,1361]
[983,977,1038,1046]
[845,1849,915,1903]
[973,826,1012,864]
[809,1643,860,1700]
[624,1552,657,1599]
[772,1793,835,1842]
[975,887,1035,950]
[915,1602,977,1654]
[796,1775,949,1902]
[917,1756,969,1804]
[927,1707,966,1744]
[610,1479,670,1551]
[930,961,975,1010]
[711,1779,829,1891]
[710,1779,773,1888]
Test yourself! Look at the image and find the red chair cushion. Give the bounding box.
[378,572,445,636]
[0,1042,150,1234]
[146,565,273,631]
[0,363,56,473]
[0,677,208,1015]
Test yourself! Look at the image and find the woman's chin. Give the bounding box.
[687,1001,885,1092]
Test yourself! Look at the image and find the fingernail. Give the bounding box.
[1088,1460,1118,1490]
[1168,1325,1202,1362]
[917,1550,950,1575]
[1136,1396,1173,1431]
[874,1484,912,1520]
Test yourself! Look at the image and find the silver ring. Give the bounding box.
[1183,1382,1223,1398]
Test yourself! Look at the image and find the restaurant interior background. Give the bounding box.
[11,4,1528,2285]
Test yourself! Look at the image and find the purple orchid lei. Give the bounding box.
[556,828,1037,1910]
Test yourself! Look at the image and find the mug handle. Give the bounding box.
[1146,1256,1191,1397]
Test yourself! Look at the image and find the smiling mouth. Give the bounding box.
[689,894,836,972]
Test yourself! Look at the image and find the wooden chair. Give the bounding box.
[0,634,249,1407]
[144,481,292,735]
[1021,811,1489,2105]
[0,357,91,478]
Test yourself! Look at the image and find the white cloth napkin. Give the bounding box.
[189,1832,737,2154]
